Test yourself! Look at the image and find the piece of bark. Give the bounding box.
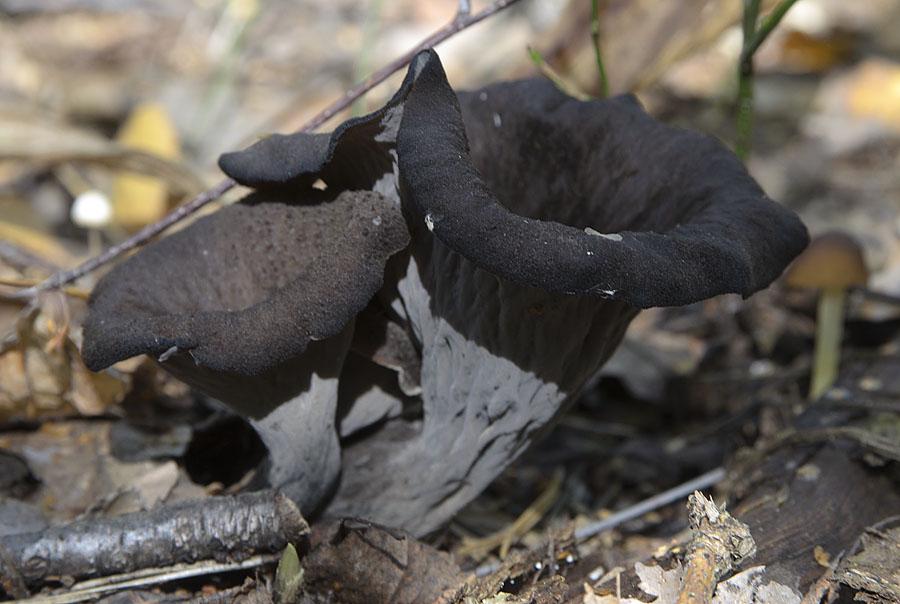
[300,519,464,604]
[577,414,899,602]
[0,491,307,591]
[678,492,756,604]
[834,519,900,603]
[733,444,900,592]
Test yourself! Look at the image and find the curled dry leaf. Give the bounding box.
[302,520,463,604]
[0,104,203,198]
[0,294,128,422]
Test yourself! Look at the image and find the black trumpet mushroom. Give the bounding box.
[82,50,808,535]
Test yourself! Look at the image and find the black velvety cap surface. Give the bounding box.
[84,49,808,378]
[217,53,427,192]
[397,51,809,307]
[82,189,409,375]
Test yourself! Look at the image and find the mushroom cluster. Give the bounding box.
[81,50,808,535]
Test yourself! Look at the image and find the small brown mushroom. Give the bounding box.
[784,231,869,399]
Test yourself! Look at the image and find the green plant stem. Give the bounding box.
[736,0,761,160]
[746,0,801,57]
[741,0,761,44]
[736,0,799,160]
[810,288,845,400]
[735,53,755,161]
[527,46,591,101]
[590,0,609,98]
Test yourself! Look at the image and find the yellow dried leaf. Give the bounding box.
[0,220,74,267]
[848,59,900,130]
[813,545,831,568]
[112,102,181,231]
[0,297,129,421]
[778,30,855,74]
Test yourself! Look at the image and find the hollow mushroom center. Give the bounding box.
[460,90,709,235]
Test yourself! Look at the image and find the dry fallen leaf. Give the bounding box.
[813,545,832,568]
[303,520,463,604]
[112,102,182,230]
[582,582,621,604]
[0,295,129,422]
[711,566,800,604]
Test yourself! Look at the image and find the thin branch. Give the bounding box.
[0,491,307,592]
[18,0,525,299]
[474,467,726,577]
[573,466,726,542]
[590,0,609,98]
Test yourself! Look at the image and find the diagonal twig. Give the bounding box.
[474,467,726,577]
[15,0,525,300]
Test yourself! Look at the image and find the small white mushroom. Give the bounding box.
[71,190,112,230]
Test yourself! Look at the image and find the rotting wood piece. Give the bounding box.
[567,407,900,602]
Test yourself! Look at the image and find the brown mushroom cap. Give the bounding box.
[784,231,869,290]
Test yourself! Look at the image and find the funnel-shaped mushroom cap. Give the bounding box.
[81,188,409,511]
[221,50,809,308]
[83,49,808,534]
[82,189,409,376]
[396,55,808,307]
[784,231,868,290]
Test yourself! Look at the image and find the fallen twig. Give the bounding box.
[14,0,525,301]
[0,491,307,595]
[474,467,726,577]
[574,467,727,543]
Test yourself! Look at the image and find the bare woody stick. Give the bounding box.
[18,0,525,300]
[0,491,307,593]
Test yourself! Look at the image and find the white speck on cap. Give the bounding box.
[424,213,435,231]
[71,190,112,229]
[493,113,502,128]
[158,345,179,362]
[585,227,622,241]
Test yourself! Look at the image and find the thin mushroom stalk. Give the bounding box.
[810,286,846,400]
[81,49,809,535]
[783,231,868,401]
